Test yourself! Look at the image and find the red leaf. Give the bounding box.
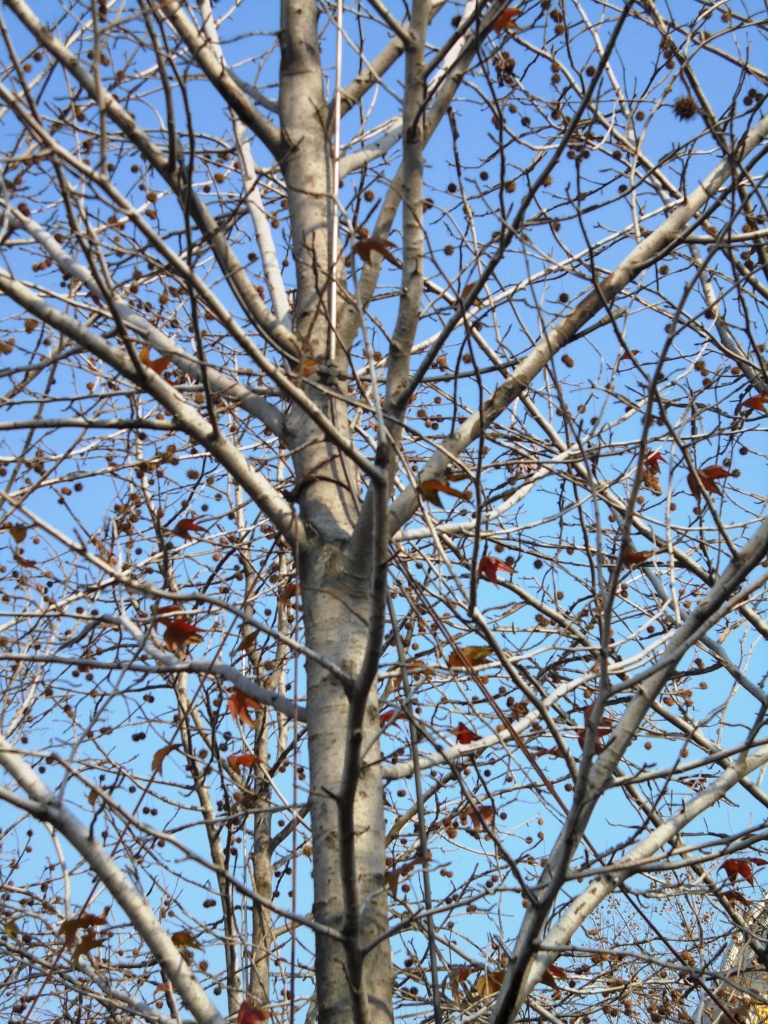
[492,7,522,32]
[644,452,665,467]
[238,1000,270,1024]
[722,889,751,907]
[164,617,204,652]
[687,465,730,502]
[541,964,567,989]
[453,722,480,745]
[278,581,300,607]
[478,555,515,584]
[227,753,260,768]
[622,545,653,568]
[468,804,494,830]
[577,702,612,754]
[721,858,755,884]
[173,516,206,541]
[227,691,262,728]
[353,236,398,266]
[742,393,768,414]
[379,710,399,727]
[618,349,640,361]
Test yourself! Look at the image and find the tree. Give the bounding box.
[1,2,768,1024]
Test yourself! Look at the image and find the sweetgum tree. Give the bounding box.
[1,3,768,1024]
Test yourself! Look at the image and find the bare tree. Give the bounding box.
[1,3,768,1024]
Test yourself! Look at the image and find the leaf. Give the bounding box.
[453,722,480,745]
[644,452,665,467]
[277,581,300,607]
[622,545,654,568]
[687,465,730,502]
[468,804,494,830]
[6,524,27,543]
[379,710,399,727]
[238,999,270,1024]
[448,645,492,669]
[151,743,179,776]
[72,928,107,960]
[478,554,515,584]
[492,7,522,32]
[742,393,768,414]
[227,753,260,768]
[14,553,37,568]
[473,968,505,998]
[171,930,201,950]
[541,964,567,990]
[164,617,204,652]
[59,910,109,946]
[140,345,172,374]
[232,632,259,655]
[173,516,206,541]
[721,889,751,907]
[353,235,398,266]
[618,349,640,361]
[577,702,612,754]
[449,964,472,1004]
[227,690,262,727]
[721,858,755,884]
[419,477,471,507]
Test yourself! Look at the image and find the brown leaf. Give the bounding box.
[448,645,492,669]
[492,7,522,32]
[151,743,179,776]
[420,477,471,507]
[6,524,27,543]
[473,968,505,998]
[353,236,398,266]
[171,930,201,950]
[687,465,730,502]
[227,690,262,727]
[173,516,206,541]
[478,555,515,584]
[59,910,109,947]
[164,617,204,652]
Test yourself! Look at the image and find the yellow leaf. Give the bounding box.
[171,929,202,950]
[448,645,493,669]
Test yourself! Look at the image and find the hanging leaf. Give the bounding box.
[478,555,515,584]
[59,910,109,946]
[277,582,300,607]
[687,465,730,502]
[541,964,567,990]
[644,452,665,468]
[742,393,767,414]
[72,928,107,960]
[6,524,27,543]
[139,345,172,374]
[467,804,494,830]
[173,516,206,541]
[448,645,492,669]
[171,930,202,950]
[448,964,472,1004]
[151,743,180,776]
[453,722,480,745]
[721,858,768,884]
[473,968,505,998]
[577,702,612,754]
[353,235,398,266]
[618,348,640,361]
[492,7,522,32]
[227,690,262,727]
[164,617,204,652]
[227,753,260,769]
[232,632,259,655]
[420,477,471,507]
[238,999,270,1024]
[622,545,654,568]
[721,889,751,907]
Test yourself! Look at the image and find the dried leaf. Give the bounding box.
[227,753,260,768]
[622,545,654,568]
[353,235,398,266]
[72,928,107,960]
[448,645,492,669]
[492,7,522,32]
[227,690,262,728]
[618,349,640,361]
[449,964,472,1004]
[453,722,480,745]
[721,858,756,884]
[742,393,767,414]
[687,465,730,502]
[420,477,471,507]
[232,632,259,655]
[173,516,206,541]
[238,999,270,1024]
[171,930,201,950]
[478,555,515,584]
[6,524,27,543]
[468,804,494,830]
[473,968,505,998]
[721,889,751,907]
[164,617,204,652]
[140,345,172,374]
[151,743,179,776]
[644,452,665,468]
[278,582,300,607]
[541,964,567,990]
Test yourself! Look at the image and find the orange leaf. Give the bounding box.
[448,645,492,669]
[492,7,522,32]
[353,235,398,266]
[473,968,505,998]
[278,582,300,607]
[238,1000,270,1024]
[541,964,567,990]
[227,753,260,768]
[227,690,262,728]
[59,910,109,946]
[420,477,471,507]
[140,345,172,374]
[742,393,768,414]
[72,928,107,960]
[379,710,400,727]
[622,545,653,568]
[618,349,640,361]
[164,617,204,652]
[468,804,494,830]
[173,516,206,540]
[453,722,480,745]
[151,743,179,776]
[478,554,515,584]
[687,465,730,501]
